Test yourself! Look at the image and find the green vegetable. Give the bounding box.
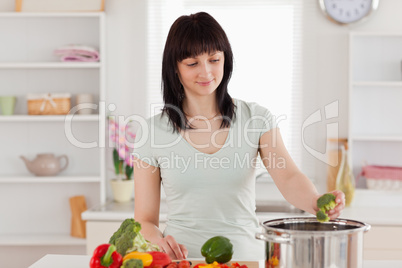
[201,236,234,264]
[121,258,144,268]
[316,193,337,223]
[317,193,336,212]
[316,210,330,223]
[109,218,160,256]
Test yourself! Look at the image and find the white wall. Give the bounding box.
[104,0,148,200]
[105,0,147,117]
[302,0,402,192]
[102,0,402,195]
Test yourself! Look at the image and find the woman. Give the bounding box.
[133,12,345,260]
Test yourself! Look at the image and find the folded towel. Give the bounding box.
[54,44,100,62]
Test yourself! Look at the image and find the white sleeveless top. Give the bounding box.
[133,98,276,260]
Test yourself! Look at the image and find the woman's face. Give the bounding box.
[177,51,224,99]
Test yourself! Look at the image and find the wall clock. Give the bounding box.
[319,0,380,25]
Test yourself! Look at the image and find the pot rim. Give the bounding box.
[260,216,371,236]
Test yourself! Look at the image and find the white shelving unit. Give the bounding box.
[0,234,86,246]
[0,176,101,183]
[0,62,102,68]
[0,114,100,122]
[0,11,106,267]
[349,32,402,187]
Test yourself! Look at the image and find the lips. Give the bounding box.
[197,80,213,86]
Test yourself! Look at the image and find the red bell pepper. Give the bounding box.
[89,244,123,268]
[149,251,172,267]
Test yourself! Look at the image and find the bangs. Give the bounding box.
[175,23,227,61]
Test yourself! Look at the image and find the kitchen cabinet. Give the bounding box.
[0,12,106,268]
[340,189,402,260]
[349,32,402,188]
[363,226,402,260]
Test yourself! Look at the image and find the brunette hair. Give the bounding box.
[161,12,235,132]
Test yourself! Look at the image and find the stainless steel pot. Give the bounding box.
[255,217,370,268]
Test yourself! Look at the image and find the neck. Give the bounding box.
[182,94,219,118]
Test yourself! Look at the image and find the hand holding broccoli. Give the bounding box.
[315,190,345,222]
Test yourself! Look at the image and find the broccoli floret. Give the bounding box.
[109,218,140,245]
[317,193,336,212]
[316,210,330,223]
[122,259,144,268]
[109,218,141,256]
[316,193,337,223]
[108,218,159,256]
[132,230,160,252]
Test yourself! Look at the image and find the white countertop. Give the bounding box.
[29,254,402,268]
[82,188,402,226]
[81,198,306,223]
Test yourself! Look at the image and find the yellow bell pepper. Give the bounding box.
[123,251,153,267]
[197,262,221,268]
[268,256,279,267]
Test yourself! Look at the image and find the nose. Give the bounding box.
[199,62,211,78]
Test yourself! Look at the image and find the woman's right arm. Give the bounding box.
[133,157,188,259]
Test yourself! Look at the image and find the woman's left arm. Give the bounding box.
[258,128,345,219]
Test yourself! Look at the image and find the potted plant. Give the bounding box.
[109,117,135,202]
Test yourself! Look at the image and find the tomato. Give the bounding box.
[178,260,191,268]
[166,263,178,268]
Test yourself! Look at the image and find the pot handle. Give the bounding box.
[255,231,292,244]
[363,224,371,233]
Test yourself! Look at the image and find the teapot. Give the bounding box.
[20,153,69,176]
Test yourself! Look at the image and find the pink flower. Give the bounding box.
[118,147,126,159]
[118,136,126,145]
[109,116,135,179]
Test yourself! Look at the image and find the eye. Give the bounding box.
[210,59,220,63]
[186,62,197,67]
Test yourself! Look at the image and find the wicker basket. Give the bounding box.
[361,165,402,190]
[27,93,71,115]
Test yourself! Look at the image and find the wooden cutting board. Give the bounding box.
[175,258,264,268]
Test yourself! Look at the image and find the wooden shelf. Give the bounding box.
[0,12,104,18]
[0,176,101,183]
[0,115,100,122]
[352,136,402,142]
[0,62,101,69]
[0,234,86,246]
